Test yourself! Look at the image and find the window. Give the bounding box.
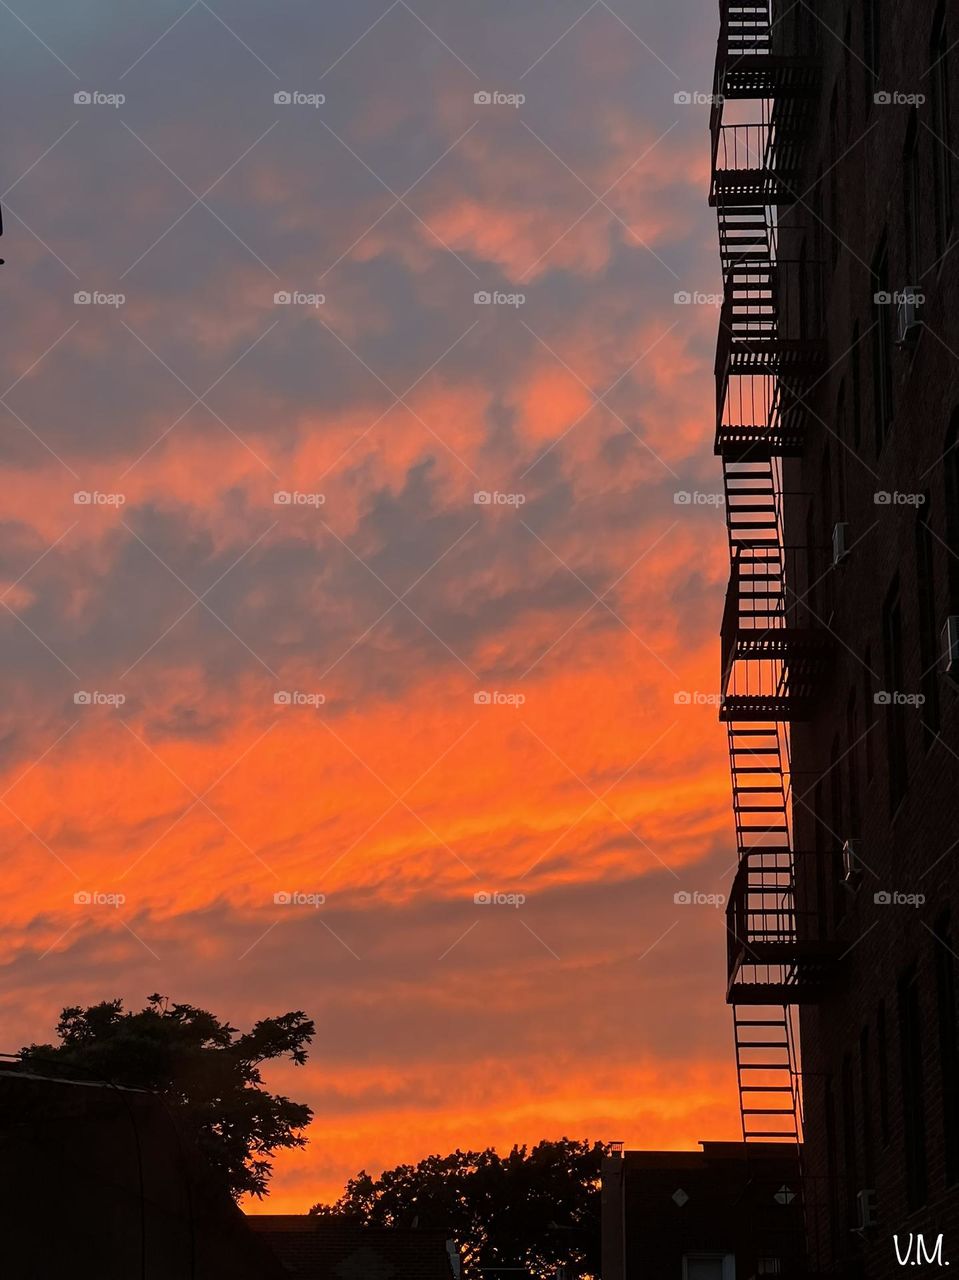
[877,999,890,1145]
[860,1026,875,1183]
[881,578,908,811]
[683,1255,735,1280]
[899,966,927,1209]
[915,503,941,741]
[841,1054,858,1227]
[846,690,862,838]
[945,411,959,606]
[933,913,959,1184]
[931,5,954,258]
[851,322,862,449]
[863,0,881,109]
[863,645,876,780]
[903,112,921,280]
[825,1079,840,1260]
[830,735,845,920]
[871,240,894,451]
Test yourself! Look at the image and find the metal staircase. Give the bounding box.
[709,0,829,1150]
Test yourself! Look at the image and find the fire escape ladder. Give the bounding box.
[712,0,826,1149]
[733,1006,799,1141]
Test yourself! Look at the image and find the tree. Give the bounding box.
[18,994,314,1200]
[311,1138,608,1280]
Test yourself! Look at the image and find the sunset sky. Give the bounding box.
[0,0,739,1209]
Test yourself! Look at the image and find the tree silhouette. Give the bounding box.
[312,1137,607,1279]
[18,994,314,1200]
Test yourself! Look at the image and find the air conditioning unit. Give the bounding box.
[856,1188,878,1230]
[832,522,849,566]
[895,286,922,345]
[944,616,959,678]
[842,839,862,889]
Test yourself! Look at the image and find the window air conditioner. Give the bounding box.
[895,287,922,346]
[842,839,862,889]
[856,1188,878,1230]
[943,616,959,678]
[832,522,849,566]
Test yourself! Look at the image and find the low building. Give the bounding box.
[601,1142,805,1279]
[247,1216,462,1279]
[0,1066,286,1279]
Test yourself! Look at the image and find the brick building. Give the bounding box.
[601,1142,804,1279]
[710,2,959,1277]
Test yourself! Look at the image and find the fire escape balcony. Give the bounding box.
[715,258,826,384]
[713,2,819,102]
[714,373,807,460]
[719,544,831,722]
[726,849,839,1004]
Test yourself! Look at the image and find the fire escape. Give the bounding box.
[709,3,834,1145]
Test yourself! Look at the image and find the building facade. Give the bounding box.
[601,1142,804,1279]
[711,2,959,1277]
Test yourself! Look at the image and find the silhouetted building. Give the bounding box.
[0,1066,286,1279]
[247,1216,462,1279]
[601,1142,804,1279]
[711,2,959,1276]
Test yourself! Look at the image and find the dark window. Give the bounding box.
[871,241,894,451]
[904,112,921,280]
[860,1026,874,1183]
[846,690,862,838]
[916,503,941,741]
[899,966,927,1209]
[851,322,862,449]
[825,1078,840,1260]
[863,0,881,109]
[863,645,876,780]
[878,999,890,1144]
[843,15,853,135]
[931,5,954,258]
[933,914,959,1184]
[881,578,908,811]
[841,1054,858,1227]
[946,411,959,606]
[835,383,848,519]
[830,735,845,921]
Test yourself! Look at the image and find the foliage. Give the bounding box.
[19,994,314,1200]
[312,1137,608,1279]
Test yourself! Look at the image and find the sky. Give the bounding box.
[0,0,737,1209]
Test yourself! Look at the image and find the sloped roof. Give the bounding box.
[247,1216,458,1280]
